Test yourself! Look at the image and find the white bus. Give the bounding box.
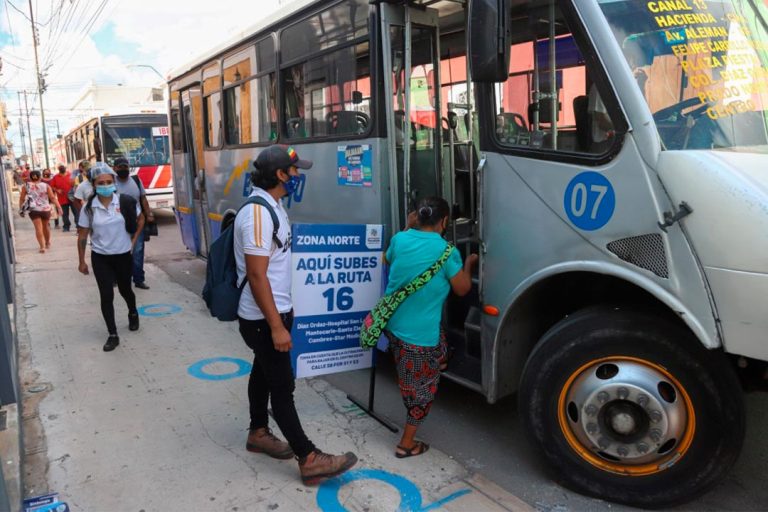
[62,113,174,209]
[168,0,768,506]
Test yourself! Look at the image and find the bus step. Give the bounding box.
[464,307,482,358]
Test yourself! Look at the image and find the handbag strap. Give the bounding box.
[391,243,454,304]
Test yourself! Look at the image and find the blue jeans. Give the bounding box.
[132,227,146,284]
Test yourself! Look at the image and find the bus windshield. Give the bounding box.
[102,124,171,166]
[598,0,768,152]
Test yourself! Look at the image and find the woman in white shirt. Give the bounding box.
[77,163,145,352]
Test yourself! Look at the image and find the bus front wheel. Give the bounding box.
[519,307,745,508]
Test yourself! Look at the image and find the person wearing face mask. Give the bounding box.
[234,145,357,486]
[72,160,93,224]
[383,196,478,458]
[112,157,154,290]
[19,169,62,253]
[77,162,144,351]
[50,165,73,232]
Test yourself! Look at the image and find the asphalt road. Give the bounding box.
[147,211,768,511]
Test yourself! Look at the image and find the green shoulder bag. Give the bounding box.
[360,243,454,349]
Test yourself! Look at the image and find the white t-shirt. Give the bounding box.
[77,193,140,255]
[234,188,292,320]
[74,180,93,201]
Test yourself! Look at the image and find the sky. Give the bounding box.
[0,0,283,156]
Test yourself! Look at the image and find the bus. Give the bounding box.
[167,0,768,506]
[62,113,173,209]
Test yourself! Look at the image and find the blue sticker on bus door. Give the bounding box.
[564,172,615,231]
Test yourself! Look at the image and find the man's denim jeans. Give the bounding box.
[132,227,146,285]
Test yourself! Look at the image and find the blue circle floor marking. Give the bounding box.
[138,303,182,317]
[187,357,252,381]
[317,468,471,512]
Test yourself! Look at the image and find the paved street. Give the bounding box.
[14,210,531,512]
[14,209,768,511]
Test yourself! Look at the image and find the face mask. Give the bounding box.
[59,169,66,174]
[116,169,130,179]
[96,185,116,197]
[282,174,301,196]
[30,174,40,181]
[43,175,51,180]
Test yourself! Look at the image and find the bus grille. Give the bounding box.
[607,234,669,279]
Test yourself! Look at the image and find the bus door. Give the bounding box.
[180,87,211,258]
[380,4,442,229]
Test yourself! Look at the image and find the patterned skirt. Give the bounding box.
[388,332,448,426]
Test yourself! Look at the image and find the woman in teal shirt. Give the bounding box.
[384,197,477,458]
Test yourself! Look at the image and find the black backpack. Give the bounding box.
[84,193,138,234]
[202,196,281,321]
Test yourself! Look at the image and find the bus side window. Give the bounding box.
[279,0,371,140]
[202,61,222,148]
[493,2,617,155]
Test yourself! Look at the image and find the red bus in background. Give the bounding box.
[62,113,173,210]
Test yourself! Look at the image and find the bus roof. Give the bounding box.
[166,0,321,83]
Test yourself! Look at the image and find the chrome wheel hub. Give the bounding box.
[565,360,687,465]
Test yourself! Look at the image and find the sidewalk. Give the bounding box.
[14,214,532,512]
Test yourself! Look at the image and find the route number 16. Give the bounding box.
[322,287,354,312]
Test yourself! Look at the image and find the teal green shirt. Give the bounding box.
[385,229,463,346]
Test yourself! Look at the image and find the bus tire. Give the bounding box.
[519,306,745,508]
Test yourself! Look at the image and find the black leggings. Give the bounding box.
[91,251,137,335]
[238,313,316,459]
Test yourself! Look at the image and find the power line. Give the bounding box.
[46,0,110,81]
[4,0,31,22]
[42,0,94,69]
[41,0,85,69]
[4,0,18,45]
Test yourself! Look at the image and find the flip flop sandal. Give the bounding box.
[395,441,430,459]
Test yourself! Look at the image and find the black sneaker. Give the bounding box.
[134,282,150,290]
[128,312,139,331]
[103,335,120,352]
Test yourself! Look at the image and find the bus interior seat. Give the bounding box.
[573,95,590,151]
[326,110,370,135]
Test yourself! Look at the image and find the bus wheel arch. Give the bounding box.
[517,306,745,507]
[492,271,714,401]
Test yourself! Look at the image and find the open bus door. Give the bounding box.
[381,4,442,230]
[180,87,212,258]
[382,3,485,390]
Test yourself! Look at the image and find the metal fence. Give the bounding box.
[0,166,19,511]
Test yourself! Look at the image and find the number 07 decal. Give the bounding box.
[564,171,616,231]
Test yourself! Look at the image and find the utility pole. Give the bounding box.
[16,91,28,161]
[28,0,50,169]
[23,91,34,167]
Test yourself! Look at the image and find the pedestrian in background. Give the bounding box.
[72,160,93,223]
[21,164,31,183]
[383,196,477,458]
[236,145,357,485]
[50,165,73,232]
[113,157,154,290]
[19,169,62,253]
[77,162,144,352]
[41,169,60,228]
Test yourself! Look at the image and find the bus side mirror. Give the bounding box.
[468,0,510,83]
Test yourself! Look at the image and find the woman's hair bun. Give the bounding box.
[418,206,433,219]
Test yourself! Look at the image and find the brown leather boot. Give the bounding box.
[246,428,294,459]
[298,449,358,486]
